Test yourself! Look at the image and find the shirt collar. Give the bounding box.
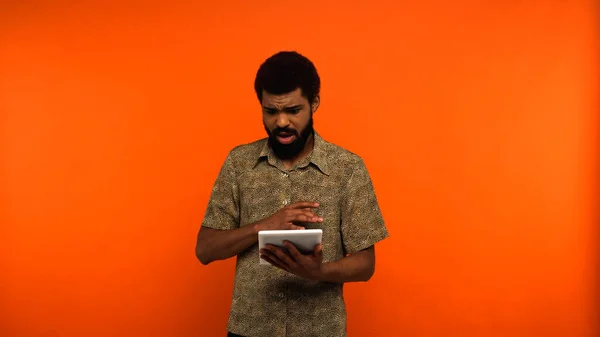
[256,131,330,175]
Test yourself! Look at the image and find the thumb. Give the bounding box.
[314,243,323,258]
[288,223,305,230]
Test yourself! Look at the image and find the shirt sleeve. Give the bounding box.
[201,151,240,230]
[340,158,389,255]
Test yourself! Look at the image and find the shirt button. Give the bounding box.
[282,172,289,177]
[278,292,284,298]
[282,199,289,206]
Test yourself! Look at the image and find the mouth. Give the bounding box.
[276,132,296,145]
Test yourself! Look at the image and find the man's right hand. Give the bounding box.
[197,201,322,265]
[254,201,323,232]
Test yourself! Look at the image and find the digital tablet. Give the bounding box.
[257,229,323,265]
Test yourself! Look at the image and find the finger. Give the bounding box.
[261,248,289,269]
[283,241,304,260]
[314,243,323,258]
[312,214,324,222]
[302,210,323,222]
[285,209,315,222]
[289,210,323,223]
[286,222,305,230]
[260,253,286,270]
[266,244,296,266]
[287,201,319,209]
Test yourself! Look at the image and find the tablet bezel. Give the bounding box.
[257,229,323,265]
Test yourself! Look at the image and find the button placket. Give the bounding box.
[281,170,291,206]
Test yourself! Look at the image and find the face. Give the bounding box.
[262,88,320,160]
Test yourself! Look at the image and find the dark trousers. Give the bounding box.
[227,332,246,337]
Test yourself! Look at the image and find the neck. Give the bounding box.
[282,132,314,170]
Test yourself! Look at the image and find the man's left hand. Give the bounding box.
[260,241,324,281]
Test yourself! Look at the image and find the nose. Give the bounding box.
[275,113,290,128]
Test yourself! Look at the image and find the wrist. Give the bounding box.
[314,262,332,282]
[251,222,263,235]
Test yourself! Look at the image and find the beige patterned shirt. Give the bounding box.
[201,132,389,337]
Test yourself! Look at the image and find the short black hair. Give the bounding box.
[254,51,320,105]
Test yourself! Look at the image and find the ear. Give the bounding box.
[311,95,320,114]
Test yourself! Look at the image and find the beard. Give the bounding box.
[264,116,314,160]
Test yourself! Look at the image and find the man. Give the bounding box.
[195,51,389,337]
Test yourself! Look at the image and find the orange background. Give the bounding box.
[1,1,598,336]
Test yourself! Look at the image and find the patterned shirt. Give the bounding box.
[201,132,389,337]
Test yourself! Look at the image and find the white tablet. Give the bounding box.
[257,229,323,265]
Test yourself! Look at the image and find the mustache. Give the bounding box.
[272,128,298,136]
